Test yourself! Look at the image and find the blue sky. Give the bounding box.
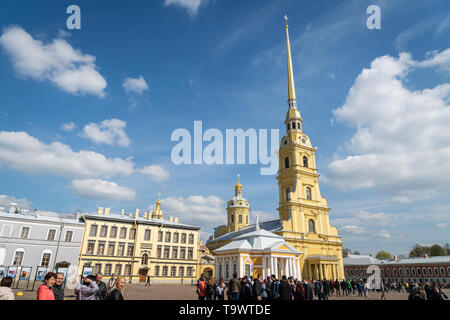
[0,0,449,256]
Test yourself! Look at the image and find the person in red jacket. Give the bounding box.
[37,272,57,300]
[197,276,206,300]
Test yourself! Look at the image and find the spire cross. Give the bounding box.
[284,15,288,26]
[237,173,240,184]
[158,192,161,200]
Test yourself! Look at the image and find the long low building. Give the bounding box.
[344,254,450,284]
[0,203,84,283]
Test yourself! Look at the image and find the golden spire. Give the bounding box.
[235,173,242,189]
[284,15,297,104]
[152,192,163,219]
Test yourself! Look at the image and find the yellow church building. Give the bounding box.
[207,17,344,281]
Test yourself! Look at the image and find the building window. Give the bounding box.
[238,214,243,223]
[422,268,427,276]
[285,157,289,169]
[172,247,178,259]
[393,269,397,276]
[188,248,193,260]
[303,156,308,167]
[87,241,95,254]
[47,229,56,241]
[129,228,136,240]
[64,231,73,242]
[119,228,127,239]
[225,264,229,279]
[308,219,316,233]
[417,268,421,276]
[89,225,98,237]
[428,268,433,276]
[381,269,385,276]
[115,264,122,275]
[306,187,312,200]
[41,252,51,267]
[180,248,186,259]
[171,266,176,277]
[233,264,237,275]
[158,231,163,242]
[20,227,30,239]
[231,215,234,223]
[154,266,160,276]
[189,234,194,244]
[100,226,108,237]
[144,229,151,241]
[107,243,115,256]
[124,265,131,276]
[97,242,105,255]
[94,264,102,274]
[179,267,184,277]
[156,246,162,258]
[292,122,296,129]
[142,254,149,265]
[164,247,170,259]
[117,243,125,256]
[440,267,445,276]
[12,250,24,266]
[104,264,112,276]
[406,268,410,276]
[127,244,134,256]
[219,265,223,278]
[165,232,171,243]
[297,122,301,131]
[287,123,290,130]
[286,188,291,201]
[447,267,450,276]
[411,268,416,276]
[173,233,179,243]
[110,227,117,238]
[434,268,439,276]
[187,267,193,277]
[162,266,168,276]
[181,233,187,244]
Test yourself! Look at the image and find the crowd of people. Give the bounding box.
[195,273,449,301]
[0,272,126,300]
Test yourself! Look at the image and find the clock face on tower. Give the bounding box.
[301,137,307,145]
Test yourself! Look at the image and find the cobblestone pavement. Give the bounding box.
[12,283,450,301]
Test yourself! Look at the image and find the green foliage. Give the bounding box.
[376,251,392,260]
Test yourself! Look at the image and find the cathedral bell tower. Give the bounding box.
[226,174,250,233]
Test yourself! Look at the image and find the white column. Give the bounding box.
[222,258,226,279]
[283,258,287,276]
[267,257,271,277]
[297,258,301,280]
[274,257,278,279]
[292,259,296,279]
[289,258,294,278]
[262,256,266,279]
[239,256,244,278]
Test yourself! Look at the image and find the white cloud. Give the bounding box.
[340,225,366,235]
[159,195,226,227]
[123,76,149,94]
[327,50,450,199]
[436,222,449,228]
[60,122,77,132]
[163,0,207,17]
[372,230,391,240]
[71,179,136,201]
[0,194,31,209]
[0,26,107,97]
[81,119,131,147]
[139,165,170,182]
[0,131,134,178]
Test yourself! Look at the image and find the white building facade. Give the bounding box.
[0,203,84,280]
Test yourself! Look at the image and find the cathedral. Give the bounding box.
[206,18,344,281]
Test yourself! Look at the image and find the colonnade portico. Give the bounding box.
[306,256,341,280]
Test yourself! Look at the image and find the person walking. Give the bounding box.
[197,276,206,300]
[216,279,225,300]
[145,275,151,286]
[279,275,293,300]
[0,277,15,300]
[52,273,65,301]
[37,272,57,300]
[252,274,262,300]
[107,274,116,291]
[107,276,126,300]
[95,272,107,300]
[75,275,99,300]
[229,273,241,301]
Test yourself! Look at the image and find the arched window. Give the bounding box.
[284,157,290,169]
[303,156,308,167]
[239,215,242,223]
[12,248,25,266]
[306,187,312,200]
[142,253,149,265]
[287,123,290,130]
[292,122,296,129]
[297,122,301,130]
[286,188,291,201]
[308,219,316,233]
[231,215,234,223]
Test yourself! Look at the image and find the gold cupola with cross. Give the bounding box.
[226,174,250,233]
[151,193,164,220]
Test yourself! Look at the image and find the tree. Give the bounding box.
[409,244,431,258]
[376,251,392,260]
[353,251,360,255]
[430,244,445,256]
